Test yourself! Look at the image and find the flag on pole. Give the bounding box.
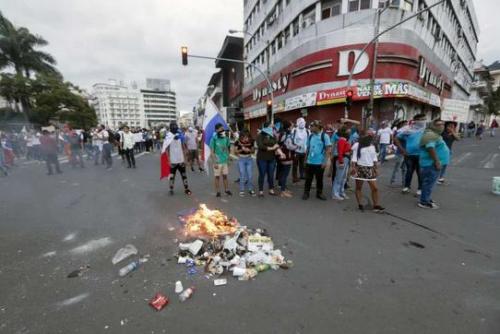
[202,100,228,173]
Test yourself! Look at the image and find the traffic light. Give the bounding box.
[345,89,354,111]
[181,46,188,66]
[266,99,273,121]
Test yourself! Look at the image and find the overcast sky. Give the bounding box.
[2,0,499,113]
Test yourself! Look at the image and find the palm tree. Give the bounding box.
[0,11,58,78]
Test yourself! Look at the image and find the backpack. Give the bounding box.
[307,132,328,154]
[291,128,310,146]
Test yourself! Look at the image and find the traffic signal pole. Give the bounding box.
[345,0,447,120]
[181,49,276,124]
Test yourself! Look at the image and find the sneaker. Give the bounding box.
[316,194,327,201]
[341,194,350,200]
[185,189,192,196]
[249,190,256,197]
[416,190,422,196]
[302,193,310,200]
[169,190,174,196]
[258,191,264,198]
[216,192,221,198]
[373,205,385,213]
[358,205,365,212]
[239,191,245,197]
[199,168,204,172]
[280,191,292,198]
[418,202,438,209]
[268,190,277,196]
[332,195,344,201]
[225,190,233,196]
[402,187,410,194]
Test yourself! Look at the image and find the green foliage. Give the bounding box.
[486,87,500,116]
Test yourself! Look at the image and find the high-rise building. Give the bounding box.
[90,82,143,129]
[90,79,178,129]
[242,0,479,131]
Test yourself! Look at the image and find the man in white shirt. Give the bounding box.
[121,126,136,168]
[184,127,203,172]
[98,125,113,169]
[376,122,392,163]
[161,122,192,196]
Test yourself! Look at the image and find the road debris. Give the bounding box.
[149,293,169,311]
[67,265,90,278]
[112,244,138,265]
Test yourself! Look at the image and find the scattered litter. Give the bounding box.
[119,258,148,277]
[57,293,89,307]
[212,293,217,296]
[214,278,227,286]
[67,265,90,278]
[149,293,169,311]
[63,233,77,242]
[179,287,195,302]
[112,244,138,265]
[167,226,175,232]
[104,325,109,329]
[42,251,56,258]
[175,281,183,294]
[176,204,292,283]
[408,241,425,249]
[120,319,128,326]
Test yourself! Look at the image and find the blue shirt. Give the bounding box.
[307,132,331,165]
[397,128,424,156]
[331,133,339,157]
[419,138,450,167]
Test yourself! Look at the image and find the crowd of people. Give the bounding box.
[2,115,498,212]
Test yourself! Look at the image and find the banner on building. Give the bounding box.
[284,92,317,111]
[441,98,470,123]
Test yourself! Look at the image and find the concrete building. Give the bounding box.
[488,61,500,91]
[90,82,143,129]
[91,79,178,129]
[242,0,479,131]
[179,112,194,128]
[468,62,492,122]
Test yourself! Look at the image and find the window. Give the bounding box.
[292,17,299,36]
[349,0,371,11]
[302,5,316,28]
[322,0,342,19]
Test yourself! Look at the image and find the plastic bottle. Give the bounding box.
[179,287,195,302]
[119,258,147,277]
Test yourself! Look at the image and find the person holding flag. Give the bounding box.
[160,122,192,196]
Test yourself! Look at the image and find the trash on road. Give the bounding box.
[213,278,227,286]
[149,293,169,311]
[176,204,292,283]
[112,244,138,265]
[179,287,195,302]
[175,281,183,294]
[67,265,90,278]
[119,258,148,277]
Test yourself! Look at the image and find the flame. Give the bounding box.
[181,204,239,238]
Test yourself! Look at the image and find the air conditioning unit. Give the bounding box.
[457,28,463,39]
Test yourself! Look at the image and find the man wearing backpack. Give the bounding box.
[302,120,332,201]
[292,117,309,183]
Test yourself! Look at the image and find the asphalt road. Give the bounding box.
[1,135,499,334]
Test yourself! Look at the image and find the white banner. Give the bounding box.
[285,92,317,111]
[441,99,470,123]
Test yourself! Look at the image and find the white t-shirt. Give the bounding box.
[134,133,143,143]
[185,131,198,151]
[351,143,378,167]
[169,138,185,164]
[377,127,392,145]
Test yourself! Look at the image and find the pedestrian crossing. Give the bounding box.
[452,151,500,169]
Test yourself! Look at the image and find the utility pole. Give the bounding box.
[366,7,382,130]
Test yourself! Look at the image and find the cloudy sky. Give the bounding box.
[2,0,499,113]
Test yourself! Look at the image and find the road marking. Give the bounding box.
[57,293,89,307]
[484,153,499,169]
[63,233,77,242]
[41,251,57,258]
[453,152,472,165]
[480,153,494,169]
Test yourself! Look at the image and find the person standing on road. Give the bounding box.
[235,129,256,197]
[210,123,232,198]
[376,121,392,163]
[66,125,85,169]
[185,127,203,172]
[162,122,192,196]
[0,132,8,176]
[292,117,309,183]
[332,127,351,200]
[277,120,297,198]
[390,120,408,187]
[351,132,384,212]
[92,127,102,165]
[121,126,136,168]
[418,119,449,209]
[98,125,113,170]
[467,121,476,138]
[302,120,331,201]
[394,114,427,196]
[490,118,498,137]
[40,130,62,175]
[437,121,459,185]
[257,122,280,197]
[475,121,485,140]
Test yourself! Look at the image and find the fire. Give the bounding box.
[181,204,239,239]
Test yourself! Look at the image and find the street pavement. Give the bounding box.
[1,135,500,334]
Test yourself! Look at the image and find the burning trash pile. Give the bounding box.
[177,204,292,281]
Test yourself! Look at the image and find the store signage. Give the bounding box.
[284,92,317,111]
[419,57,444,92]
[316,87,347,105]
[252,73,290,102]
[337,50,370,76]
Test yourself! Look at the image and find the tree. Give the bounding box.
[486,87,500,116]
[0,11,58,78]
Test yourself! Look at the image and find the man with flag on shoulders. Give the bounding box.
[160,122,192,196]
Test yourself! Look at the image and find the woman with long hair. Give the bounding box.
[256,122,279,197]
[350,132,385,212]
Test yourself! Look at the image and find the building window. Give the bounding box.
[292,17,300,36]
[302,5,316,28]
[349,0,372,11]
[322,0,342,19]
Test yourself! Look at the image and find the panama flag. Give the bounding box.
[201,99,228,173]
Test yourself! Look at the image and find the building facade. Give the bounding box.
[140,89,177,128]
[91,82,143,129]
[242,0,479,131]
